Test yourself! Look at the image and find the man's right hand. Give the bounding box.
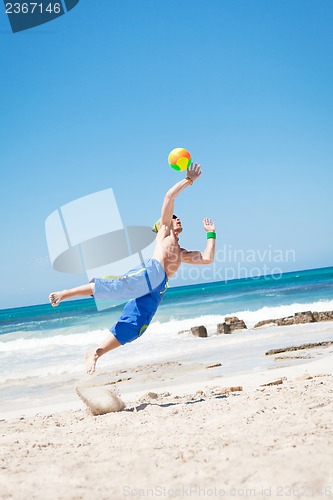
[186,162,202,182]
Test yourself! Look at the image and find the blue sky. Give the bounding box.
[1,0,332,309]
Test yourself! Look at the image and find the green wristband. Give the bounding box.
[207,231,216,239]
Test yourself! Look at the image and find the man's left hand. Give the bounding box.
[203,217,215,232]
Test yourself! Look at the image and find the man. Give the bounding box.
[49,163,216,374]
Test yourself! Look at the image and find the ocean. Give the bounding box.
[1,266,333,415]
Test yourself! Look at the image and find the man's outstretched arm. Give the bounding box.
[181,218,216,265]
[160,163,201,226]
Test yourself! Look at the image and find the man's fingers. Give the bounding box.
[188,162,202,174]
[203,217,215,228]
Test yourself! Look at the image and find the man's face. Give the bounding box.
[172,216,183,234]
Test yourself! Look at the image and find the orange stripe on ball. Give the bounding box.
[168,147,191,166]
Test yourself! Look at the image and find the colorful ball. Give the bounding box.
[168,147,192,171]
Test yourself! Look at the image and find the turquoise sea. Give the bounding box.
[1,266,333,414]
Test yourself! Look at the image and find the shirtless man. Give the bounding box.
[49,163,216,374]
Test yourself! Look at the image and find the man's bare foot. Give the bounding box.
[49,291,65,307]
[85,349,102,375]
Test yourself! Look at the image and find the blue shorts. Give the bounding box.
[111,273,168,345]
[92,259,168,345]
[92,259,166,303]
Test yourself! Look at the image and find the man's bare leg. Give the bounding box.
[49,283,95,307]
[85,333,121,375]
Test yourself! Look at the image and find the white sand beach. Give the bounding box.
[1,322,333,499]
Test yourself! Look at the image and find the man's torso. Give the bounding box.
[152,224,182,278]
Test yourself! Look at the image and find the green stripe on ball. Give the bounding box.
[169,163,182,171]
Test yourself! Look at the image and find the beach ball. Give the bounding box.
[168,148,192,171]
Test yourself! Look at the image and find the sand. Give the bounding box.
[1,327,333,499]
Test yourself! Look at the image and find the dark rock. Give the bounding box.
[276,316,294,326]
[224,316,247,331]
[254,310,333,328]
[265,340,333,356]
[313,311,333,322]
[260,378,284,387]
[217,323,231,334]
[254,319,277,328]
[293,311,315,324]
[191,325,207,338]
